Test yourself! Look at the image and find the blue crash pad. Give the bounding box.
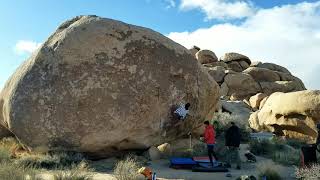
[170,157,197,165]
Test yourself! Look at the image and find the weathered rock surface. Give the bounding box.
[224,73,261,100]
[243,67,280,82]
[0,16,219,158]
[0,125,12,138]
[249,93,267,109]
[196,50,218,64]
[207,66,226,83]
[220,52,251,64]
[189,45,200,57]
[260,81,306,95]
[249,90,320,142]
[227,61,243,72]
[257,63,290,74]
[203,61,228,69]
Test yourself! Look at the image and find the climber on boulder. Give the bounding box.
[173,103,190,121]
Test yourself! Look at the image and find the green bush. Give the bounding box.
[113,156,140,180]
[0,161,36,180]
[249,139,274,156]
[271,150,300,166]
[0,146,11,162]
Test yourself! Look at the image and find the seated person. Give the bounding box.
[173,103,190,121]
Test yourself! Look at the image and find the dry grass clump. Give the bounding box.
[0,161,36,180]
[53,162,93,180]
[257,161,283,180]
[16,151,86,169]
[114,156,141,180]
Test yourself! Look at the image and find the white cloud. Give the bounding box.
[14,40,41,55]
[180,0,256,20]
[169,1,320,89]
[165,0,176,9]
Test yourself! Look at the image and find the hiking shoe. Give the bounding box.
[226,173,232,178]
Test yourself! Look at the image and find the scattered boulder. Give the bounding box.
[0,125,12,139]
[220,82,229,97]
[227,61,243,72]
[249,90,320,142]
[260,81,306,95]
[148,146,161,161]
[224,73,261,100]
[243,67,280,82]
[203,61,228,69]
[157,143,171,156]
[207,66,226,83]
[239,61,250,70]
[257,62,290,74]
[189,45,200,57]
[249,93,268,109]
[195,49,218,64]
[250,61,262,67]
[220,52,251,65]
[0,16,219,158]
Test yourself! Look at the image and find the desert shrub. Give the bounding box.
[296,164,320,179]
[0,161,36,180]
[114,156,140,180]
[258,162,282,180]
[53,162,92,180]
[249,139,274,156]
[271,149,300,166]
[16,151,86,170]
[0,146,11,162]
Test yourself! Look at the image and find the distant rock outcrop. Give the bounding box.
[0,16,219,158]
[249,90,320,142]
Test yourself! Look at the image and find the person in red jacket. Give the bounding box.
[203,121,218,167]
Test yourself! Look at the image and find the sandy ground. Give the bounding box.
[89,157,295,180]
[38,144,297,180]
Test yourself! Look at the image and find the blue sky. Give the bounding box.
[1,0,320,89]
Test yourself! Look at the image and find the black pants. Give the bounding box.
[207,145,218,165]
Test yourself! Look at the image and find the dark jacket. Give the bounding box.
[225,125,241,147]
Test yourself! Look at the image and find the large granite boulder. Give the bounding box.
[249,93,268,109]
[0,16,219,158]
[195,50,218,64]
[207,66,226,83]
[224,73,261,100]
[249,90,320,142]
[243,67,280,82]
[220,52,251,65]
[260,81,306,95]
[256,63,290,74]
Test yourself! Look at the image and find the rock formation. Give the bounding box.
[0,16,219,158]
[249,90,320,142]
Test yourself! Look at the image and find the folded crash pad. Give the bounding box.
[169,157,197,169]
